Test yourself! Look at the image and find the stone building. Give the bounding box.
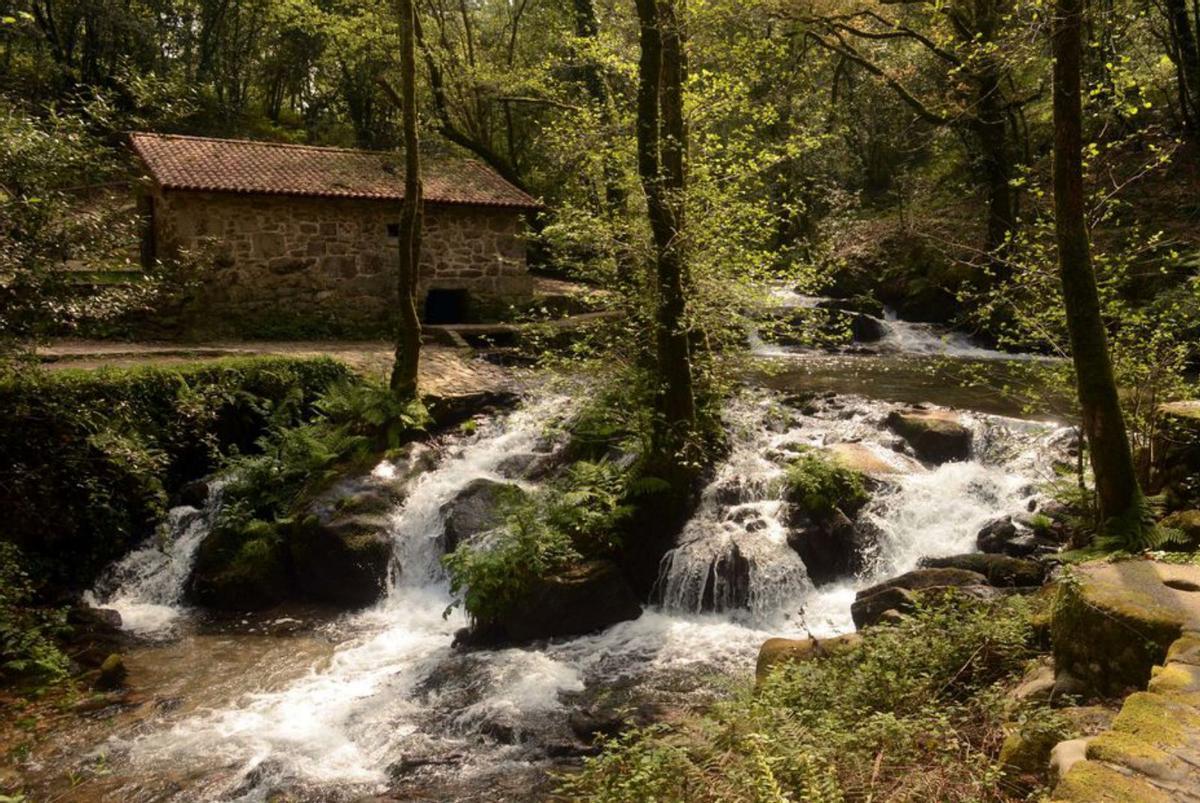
[130,132,539,331]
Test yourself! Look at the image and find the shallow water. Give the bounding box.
[22,345,1070,802]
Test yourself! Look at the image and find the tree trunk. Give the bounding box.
[1164,0,1200,135]
[1053,0,1140,524]
[635,0,696,454]
[976,63,1016,264]
[390,0,423,400]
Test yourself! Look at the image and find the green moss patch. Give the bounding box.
[0,357,352,592]
[1053,760,1174,802]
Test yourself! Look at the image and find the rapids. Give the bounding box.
[27,334,1070,801]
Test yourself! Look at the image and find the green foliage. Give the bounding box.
[0,357,352,591]
[0,543,68,684]
[443,458,632,625]
[443,494,581,627]
[784,450,869,518]
[561,594,1057,802]
[1096,490,1187,552]
[213,379,428,537]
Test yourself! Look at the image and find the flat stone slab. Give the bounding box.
[1053,560,1200,801]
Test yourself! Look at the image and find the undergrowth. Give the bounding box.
[443,458,634,625]
[784,449,869,518]
[559,594,1065,802]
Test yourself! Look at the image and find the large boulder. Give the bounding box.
[496,560,642,642]
[851,567,991,629]
[1051,560,1198,697]
[187,520,290,610]
[1158,509,1200,550]
[287,514,393,608]
[440,478,524,553]
[885,408,972,464]
[919,553,1047,587]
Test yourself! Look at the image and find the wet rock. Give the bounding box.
[816,296,885,318]
[94,653,128,691]
[287,514,392,608]
[825,442,921,477]
[496,560,641,643]
[976,516,1056,557]
[851,586,918,628]
[699,542,751,612]
[66,605,127,667]
[919,553,1047,587]
[568,708,629,742]
[852,567,991,629]
[495,451,554,480]
[787,510,866,586]
[755,633,862,683]
[885,408,972,464]
[177,479,209,508]
[857,567,989,599]
[187,520,290,610]
[440,478,524,553]
[850,313,888,343]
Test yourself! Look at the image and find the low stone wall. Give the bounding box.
[153,190,532,334]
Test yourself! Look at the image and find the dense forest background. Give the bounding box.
[2,0,1199,407]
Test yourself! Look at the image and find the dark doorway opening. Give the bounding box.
[424,288,471,324]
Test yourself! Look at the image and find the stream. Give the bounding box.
[23,312,1072,802]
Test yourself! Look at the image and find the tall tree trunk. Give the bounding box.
[1164,0,1200,135]
[390,0,423,400]
[976,61,1016,264]
[635,0,696,454]
[1053,0,1140,524]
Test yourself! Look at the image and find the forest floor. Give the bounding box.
[37,340,517,398]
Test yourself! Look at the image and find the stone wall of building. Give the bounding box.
[153,190,532,332]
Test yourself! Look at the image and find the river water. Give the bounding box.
[22,316,1071,802]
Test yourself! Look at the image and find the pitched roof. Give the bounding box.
[129,132,540,210]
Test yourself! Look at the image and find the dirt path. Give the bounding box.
[39,340,517,398]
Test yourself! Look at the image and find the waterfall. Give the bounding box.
[655,394,1063,633]
[61,390,1067,801]
[83,488,222,637]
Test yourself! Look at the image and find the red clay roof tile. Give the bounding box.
[129,132,540,209]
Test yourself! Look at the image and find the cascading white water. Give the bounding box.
[98,395,583,798]
[655,394,1064,634]
[83,488,223,637]
[68,388,1067,801]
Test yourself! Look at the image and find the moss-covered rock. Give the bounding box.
[287,514,392,608]
[1158,510,1200,549]
[1000,723,1060,775]
[1052,759,1174,802]
[1051,562,1193,698]
[495,560,641,643]
[187,519,290,610]
[755,633,862,683]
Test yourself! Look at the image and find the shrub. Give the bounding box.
[784,450,869,518]
[0,357,353,592]
[443,459,632,625]
[560,594,1059,802]
[0,543,68,684]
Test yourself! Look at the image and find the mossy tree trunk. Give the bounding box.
[389,0,423,400]
[635,0,697,458]
[1052,0,1140,524]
